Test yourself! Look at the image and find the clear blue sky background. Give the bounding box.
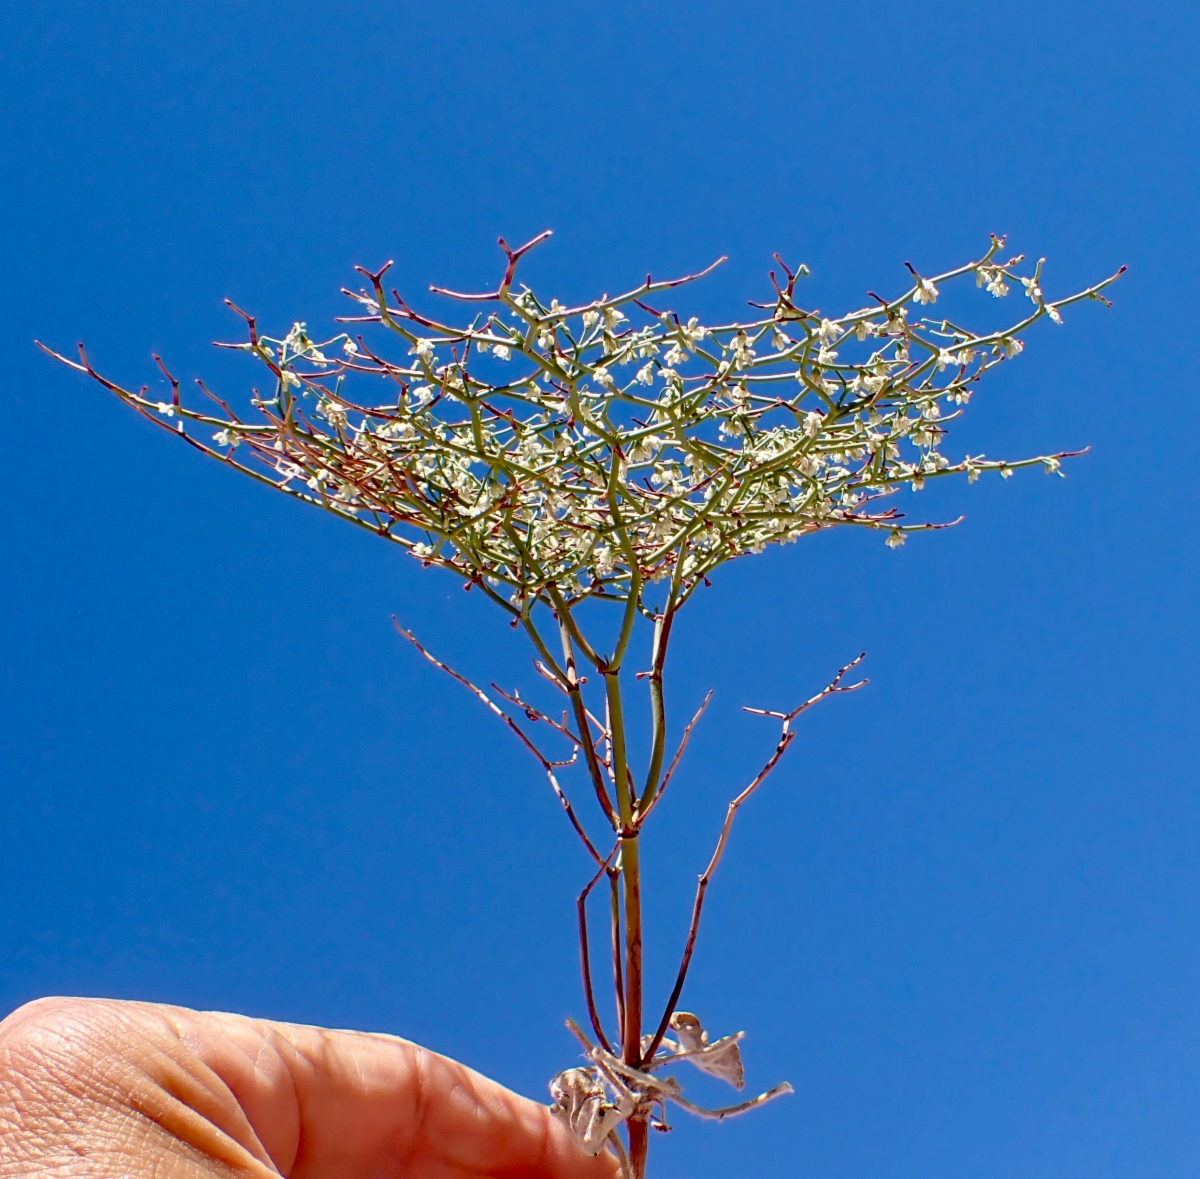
[1,3,1196,1176]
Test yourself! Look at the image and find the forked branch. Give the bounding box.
[394,620,604,866]
[642,654,868,1063]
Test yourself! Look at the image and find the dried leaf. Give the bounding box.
[549,1067,629,1155]
[668,1012,745,1090]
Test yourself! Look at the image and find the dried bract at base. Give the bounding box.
[665,1012,745,1090]
[550,1066,634,1156]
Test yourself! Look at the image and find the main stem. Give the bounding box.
[605,664,648,1178]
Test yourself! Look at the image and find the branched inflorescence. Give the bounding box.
[43,232,1123,618]
[42,233,1121,1178]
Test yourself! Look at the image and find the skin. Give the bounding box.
[0,997,621,1179]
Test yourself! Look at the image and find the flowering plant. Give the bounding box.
[42,232,1122,1178]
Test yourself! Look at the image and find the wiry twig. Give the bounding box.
[578,843,621,1052]
[637,690,713,825]
[394,620,603,867]
[642,654,868,1063]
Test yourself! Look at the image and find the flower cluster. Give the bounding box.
[49,233,1122,622]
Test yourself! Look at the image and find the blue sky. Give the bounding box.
[1,2,1196,1176]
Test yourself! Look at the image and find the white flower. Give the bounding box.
[937,348,955,371]
[411,542,432,557]
[1021,276,1042,301]
[1002,337,1023,359]
[730,331,755,368]
[913,277,938,304]
[682,316,706,346]
[411,338,435,362]
[593,546,616,575]
[986,271,1009,298]
[636,362,655,386]
[818,318,839,345]
[886,530,906,548]
[474,339,490,355]
[664,343,687,367]
[280,369,301,389]
[1043,456,1063,475]
[582,308,600,329]
[343,339,359,356]
[772,326,792,351]
[493,344,511,361]
[628,434,661,463]
[803,410,824,438]
[1046,304,1063,324]
[817,346,838,365]
[156,401,175,416]
[212,428,239,448]
[410,385,434,406]
[1000,465,1014,479]
[603,306,626,331]
[855,319,876,341]
[594,366,616,388]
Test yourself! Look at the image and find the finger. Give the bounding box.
[1,997,620,1179]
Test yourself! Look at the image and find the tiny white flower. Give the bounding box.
[855,319,876,341]
[886,530,906,548]
[411,542,432,557]
[212,428,239,449]
[491,344,511,361]
[474,339,490,355]
[1002,337,1024,359]
[636,362,655,386]
[986,272,1009,298]
[1000,465,1014,479]
[582,308,600,329]
[803,410,824,438]
[156,401,175,416]
[817,346,838,365]
[731,331,756,368]
[1046,304,1063,324]
[682,316,706,346]
[913,277,938,305]
[937,348,955,371]
[594,366,616,388]
[1043,456,1063,475]
[411,338,435,362]
[818,318,839,345]
[603,306,627,331]
[664,343,687,367]
[343,339,359,355]
[1021,276,1042,301]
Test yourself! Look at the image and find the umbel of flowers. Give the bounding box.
[43,233,1121,1179]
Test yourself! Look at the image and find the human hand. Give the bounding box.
[0,997,619,1178]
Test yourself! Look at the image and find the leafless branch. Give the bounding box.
[637,690,713,825]
[642,654,868,1063]
[394,620,604,866]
